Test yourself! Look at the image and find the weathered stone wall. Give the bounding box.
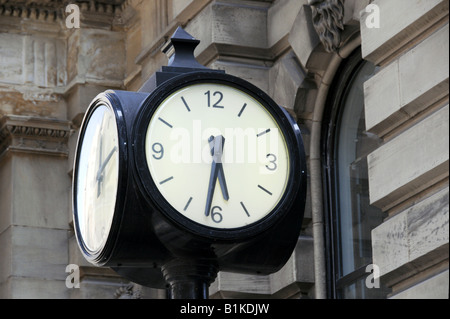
[0,0,129,298]
[361,0,449,299]
[0,0,448,299]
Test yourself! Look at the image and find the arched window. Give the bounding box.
[322,49,390,299]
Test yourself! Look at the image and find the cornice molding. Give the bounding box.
[0,0,125,21]
[0,115,71,158]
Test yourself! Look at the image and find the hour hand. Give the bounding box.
[217,163,229,200]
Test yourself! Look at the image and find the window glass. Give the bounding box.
[325,53,390,299]
[335,61,381,277]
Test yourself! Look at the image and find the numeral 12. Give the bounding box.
[205,91,224,108]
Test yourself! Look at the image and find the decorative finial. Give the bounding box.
[162,27,207,69]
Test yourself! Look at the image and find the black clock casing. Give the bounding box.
[73,90,169,272]
[132,71,307,274]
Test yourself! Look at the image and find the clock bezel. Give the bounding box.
[72,92,128,265]
[133,72,305,241]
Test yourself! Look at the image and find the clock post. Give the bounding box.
[162,259,218,299]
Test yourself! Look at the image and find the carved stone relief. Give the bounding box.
[114,283,142,299]
[308,0,345,52]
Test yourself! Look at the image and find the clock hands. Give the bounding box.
[211,136,229,201]
[204,135,229,217]
[97,137,103,197]
[96,145,118,197]
[97,146,118,180]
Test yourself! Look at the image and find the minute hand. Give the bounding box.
[204,135,229,217]
[96,146,118,181]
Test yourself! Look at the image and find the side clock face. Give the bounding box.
[136,75,296,235]
[73,98,120,255]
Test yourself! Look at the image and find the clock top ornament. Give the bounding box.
[138,27,224,94]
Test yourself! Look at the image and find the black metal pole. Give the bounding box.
[166,278,210,299]
[162,259,218,299]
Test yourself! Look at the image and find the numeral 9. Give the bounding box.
[152,143,164,160]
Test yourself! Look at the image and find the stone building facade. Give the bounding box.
[0,0,448,299]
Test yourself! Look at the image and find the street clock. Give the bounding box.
[72,27,307,298]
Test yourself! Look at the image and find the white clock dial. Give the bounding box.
[75,103,119,252]
[144,83,290,229]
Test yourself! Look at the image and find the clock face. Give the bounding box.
[75,103,119,253]
[143,83,290,229]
